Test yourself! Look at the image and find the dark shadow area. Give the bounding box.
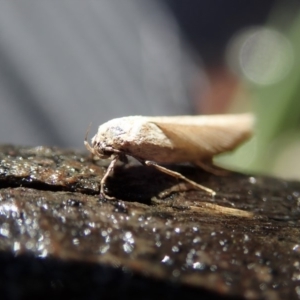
[0,251,241,300]
[105,164,213,204]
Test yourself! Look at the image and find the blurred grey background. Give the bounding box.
[0,0,203,148]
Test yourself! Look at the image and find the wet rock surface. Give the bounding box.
[0,145,300,299]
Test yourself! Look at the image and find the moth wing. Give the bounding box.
[149,114,253,161]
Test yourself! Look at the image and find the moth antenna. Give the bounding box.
[145,161,216,196]
[84,123,95,154]
[85,122,92,140]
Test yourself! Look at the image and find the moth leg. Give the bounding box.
[194,160,230,176]
[145,161,216,196]
[100,156,119,200]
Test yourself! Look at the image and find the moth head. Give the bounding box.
[84,127,114,159]
[89,137,108,158]
[85,120,127,159]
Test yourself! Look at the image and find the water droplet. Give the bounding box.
[72,238,79,245]
[0,227,9,238]
[13,241,20,251]
[244,234,250,242]
[155,241,161,247]
[25,241,34,250]
[123,232,134,244]
[193,262,205,270]
[88,222,96,228]
[123,243,134,253]
[161,255,170,263]
[259,283,267,291]
[172,246,179,253]
[255,251,261,257]
[84,228,91,236]
[219,240,227,246]
[38,249,48,258]
[293,245,300,252]
[193,237,201,243]
[165,231,171,239]
[99,244,110,254]
[210,265,217,272]
[292,272,300,281]
[122,232,134,253]
[25,218,32,225]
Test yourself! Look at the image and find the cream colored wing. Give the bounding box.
[148,114,254,161]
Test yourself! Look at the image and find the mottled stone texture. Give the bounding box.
[0,145,300,299]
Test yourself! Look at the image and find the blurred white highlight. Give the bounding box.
[227,27,294,85]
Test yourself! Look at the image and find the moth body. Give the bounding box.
[85,113,254,199]
[90,114,253,163]
[91,116,174,163]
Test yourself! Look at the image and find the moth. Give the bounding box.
[85,114,254,199]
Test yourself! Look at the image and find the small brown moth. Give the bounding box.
[85,114,254,199]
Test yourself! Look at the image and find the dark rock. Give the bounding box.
[0,145,300,299]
